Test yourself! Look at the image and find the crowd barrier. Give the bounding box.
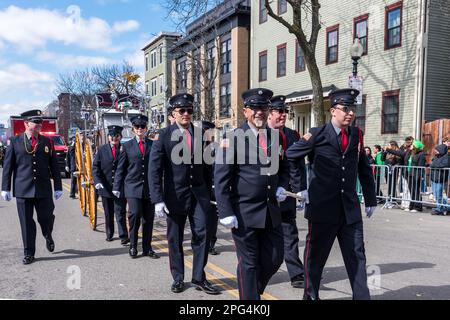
[357,165,450,211]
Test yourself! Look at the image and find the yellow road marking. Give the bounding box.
[63,181,278,300]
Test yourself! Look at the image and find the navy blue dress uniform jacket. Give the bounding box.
[149,123,212,215]
[214,122,291,229]
[2,134,62,198]
[65,144,76,172]
[113,138,152,199]
[93,143,123,198]
[279,126,306,213]
[285,123,376,225]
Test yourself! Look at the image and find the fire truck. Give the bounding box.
[7,116,69,177]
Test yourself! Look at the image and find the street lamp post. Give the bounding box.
[350,38,364,77]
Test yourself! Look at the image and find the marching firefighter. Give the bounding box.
[93,125,129,245]
[286,88,377,300]
[267,95,307,288]
[214,88,290,300]
[149,93,219,295]
[65,136,78,199]
[1,109,63,265]
[113,115,158,259]
[202,120,219,255]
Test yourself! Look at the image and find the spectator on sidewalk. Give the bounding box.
[406,140,427,212]
[365,147,375,165]
[430,143,450,215]
[374,145,385,203]
[383,141,402,203]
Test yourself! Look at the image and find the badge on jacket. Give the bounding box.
[45,146,49,153]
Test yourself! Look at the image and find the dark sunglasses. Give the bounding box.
[176,108,194,115]
[133,125,147,129]
[248,106,269,112]
[270,109,288,114]
[334,106,356,113]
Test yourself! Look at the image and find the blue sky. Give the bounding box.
[0,0,176,124]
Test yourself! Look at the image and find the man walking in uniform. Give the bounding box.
[267,95,306,288]
[65,136,78,198]
[149,93,219,295]
[286,89,377,300]
[113,115,157,259]
[93,125,129,245]
[1,110,63,264]
[214,88,290,300]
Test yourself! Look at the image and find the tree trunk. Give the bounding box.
[305,53,325,126]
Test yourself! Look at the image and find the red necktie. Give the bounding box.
[184,129,192,151]
[341,128,348,153]
[139,140,144,155]
[112,145,116,159]
[31,136,37,149]
[258,132,267,156]
[279,129,287,151]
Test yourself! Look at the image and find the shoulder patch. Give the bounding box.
[303,133,312,141]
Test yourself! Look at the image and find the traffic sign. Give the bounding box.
[348,75,363,104]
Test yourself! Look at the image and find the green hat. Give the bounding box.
[413,140,424,150]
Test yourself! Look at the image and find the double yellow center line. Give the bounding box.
[62,182,278,300]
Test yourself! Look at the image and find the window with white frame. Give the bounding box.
[150,50,157,69]
[151,78,157,97]
[159,74,164,93]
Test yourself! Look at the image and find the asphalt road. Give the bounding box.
[1,174,450,300]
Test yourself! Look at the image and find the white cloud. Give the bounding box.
[0,64,55,125]
[0,63,53,93]
[0,5,138,53]
[36,51,116,68]
[113,20,140,33]
[0,101,48,125]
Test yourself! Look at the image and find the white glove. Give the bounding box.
[155,202,169,218]
[54,190,63,200]
[65,166,70,172]
[296,190,309,211]
[220,215,238,229]
[296,190,309,204]
[95,183,104,190]
[276,187,287,202]
[112,191,120,198]
[365,206,376,218]
[1,191,12,201]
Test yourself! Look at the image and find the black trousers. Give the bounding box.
[16,197,55,257]
[101,197,128,240]
[232,214,284,300]
[281,209,304,280]
[408,172,423,211]
[127,198,154,253]
[207,205,219,249]
[70,173,77,197]
[166,198,208,282]
[304,215,370,300]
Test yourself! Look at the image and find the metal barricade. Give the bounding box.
[390,165,450,211]
[357,165,392,208]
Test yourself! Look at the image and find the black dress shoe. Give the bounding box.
[303,293,320,300]
[171,280,185,293]
[120,238,130,246]
[45,235,55,252]
[105,237,114,242]
[22,256,35,265]
[191,279,220,295]
[209,247,219,255]
[129,247,138,258]
[290,274,305,288]
[142,250,160,259]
